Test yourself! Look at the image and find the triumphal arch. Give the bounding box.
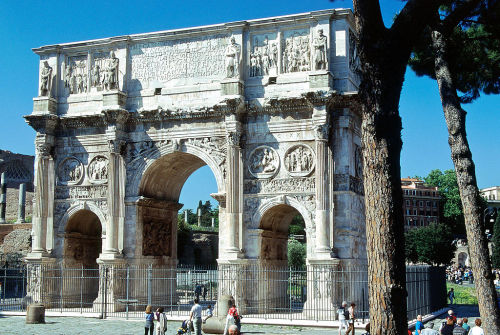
[25,9,366,315]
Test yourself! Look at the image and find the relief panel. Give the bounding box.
[282,28,310,73]
[129,34,229,90]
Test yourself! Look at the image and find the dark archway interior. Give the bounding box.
[64,209,102,268]
[259,204,301,262]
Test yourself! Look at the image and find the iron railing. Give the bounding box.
[0,264,445,321]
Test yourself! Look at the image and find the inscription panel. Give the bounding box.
[129,35,229,90]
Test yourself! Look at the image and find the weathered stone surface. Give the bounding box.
[26,303,45,324]
[25,9,366,316]
[0,228,32,266]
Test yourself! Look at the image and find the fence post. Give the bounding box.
[80,265,84,314]
[22,266,26,310]
[126,266,130,320]
[104,267,109,319]
[147,264,152,306]
[289,267,292,320]
[60,264,63,312]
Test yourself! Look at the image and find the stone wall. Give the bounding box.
[5,188,34,222]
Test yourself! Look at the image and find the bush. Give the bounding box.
[287,238,306,268]
[405,223,456,265]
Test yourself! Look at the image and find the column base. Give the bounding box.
[33,97,57,115]
[97,251,123,263]
[309,71,334,90]
[220,78,244,96]
[25,251,52,260]
[102,90,127,108]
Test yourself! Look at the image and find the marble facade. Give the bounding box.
[25,9,365,313]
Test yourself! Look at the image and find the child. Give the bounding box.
[203,304,213,323]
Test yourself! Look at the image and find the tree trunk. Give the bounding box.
[432,29,500,335]
[359,57,409,335]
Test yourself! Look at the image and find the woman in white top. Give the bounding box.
[155,307,167,335]
[468,318,484,335]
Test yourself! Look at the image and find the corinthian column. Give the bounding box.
[223,123,243,259]
[314,121,332,258]
[102,139,125,258]
[29,140,55,258]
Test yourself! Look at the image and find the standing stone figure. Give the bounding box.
[102,51,119,90]
[313,29,328,70]
[91,65,101,87]
[225,36,241,78]
[40,61,52,96]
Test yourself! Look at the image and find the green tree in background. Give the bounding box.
[424,169,465,234]
[405,223,456,265]
[287,238,306,268]
[492,213,500,268]
[288,215,306,236]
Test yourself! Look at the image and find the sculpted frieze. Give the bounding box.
[249,33,278,77]
[129,34,229,90]
[248,146,279,179]
[57,157,84,185]
[284,144,315,177]
[88,156,108,183]
[244,177,315,194]
[282,29,310,73]
[55,185,108,200]
[64,55,88,94]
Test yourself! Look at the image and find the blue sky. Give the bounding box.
[1,1,498,210]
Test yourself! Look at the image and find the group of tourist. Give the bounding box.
[337,301,368,335]
[144,298,239,335]
[412,310,485,335]
[144,305,168,335]
[446,265,500,288]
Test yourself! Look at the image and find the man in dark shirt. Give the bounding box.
[452,318,468,335]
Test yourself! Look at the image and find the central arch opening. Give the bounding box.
[138,151,220,307]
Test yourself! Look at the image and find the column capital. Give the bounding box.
[313,124,330,141]
[107,139,127,155]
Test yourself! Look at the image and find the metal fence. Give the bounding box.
[0,264,445,322]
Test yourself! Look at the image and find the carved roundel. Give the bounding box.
[248,146,280,179]
[284,144,315,177]
[87,155,109,184]
[57,157,84,185]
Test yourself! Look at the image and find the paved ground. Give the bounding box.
[0,316,336,335]
[0,304,481,335]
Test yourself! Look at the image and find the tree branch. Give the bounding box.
[442,0,483,34]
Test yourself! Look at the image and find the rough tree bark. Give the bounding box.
[432,29,500,335]
[351,1,445,334]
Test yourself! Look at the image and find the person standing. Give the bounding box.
[421,322,439,335]
[190,298,203,335]
[452,318,467,335]
[155,307,167,335]
[440,318,455,335]
[224,302,241,335]
[415,315,424,335]
[468,319,484,335]
[144,305,154,335]
[447,288,455,304]
[337,301,349,335]
[461,317,470,332]
[345,302,356,335]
